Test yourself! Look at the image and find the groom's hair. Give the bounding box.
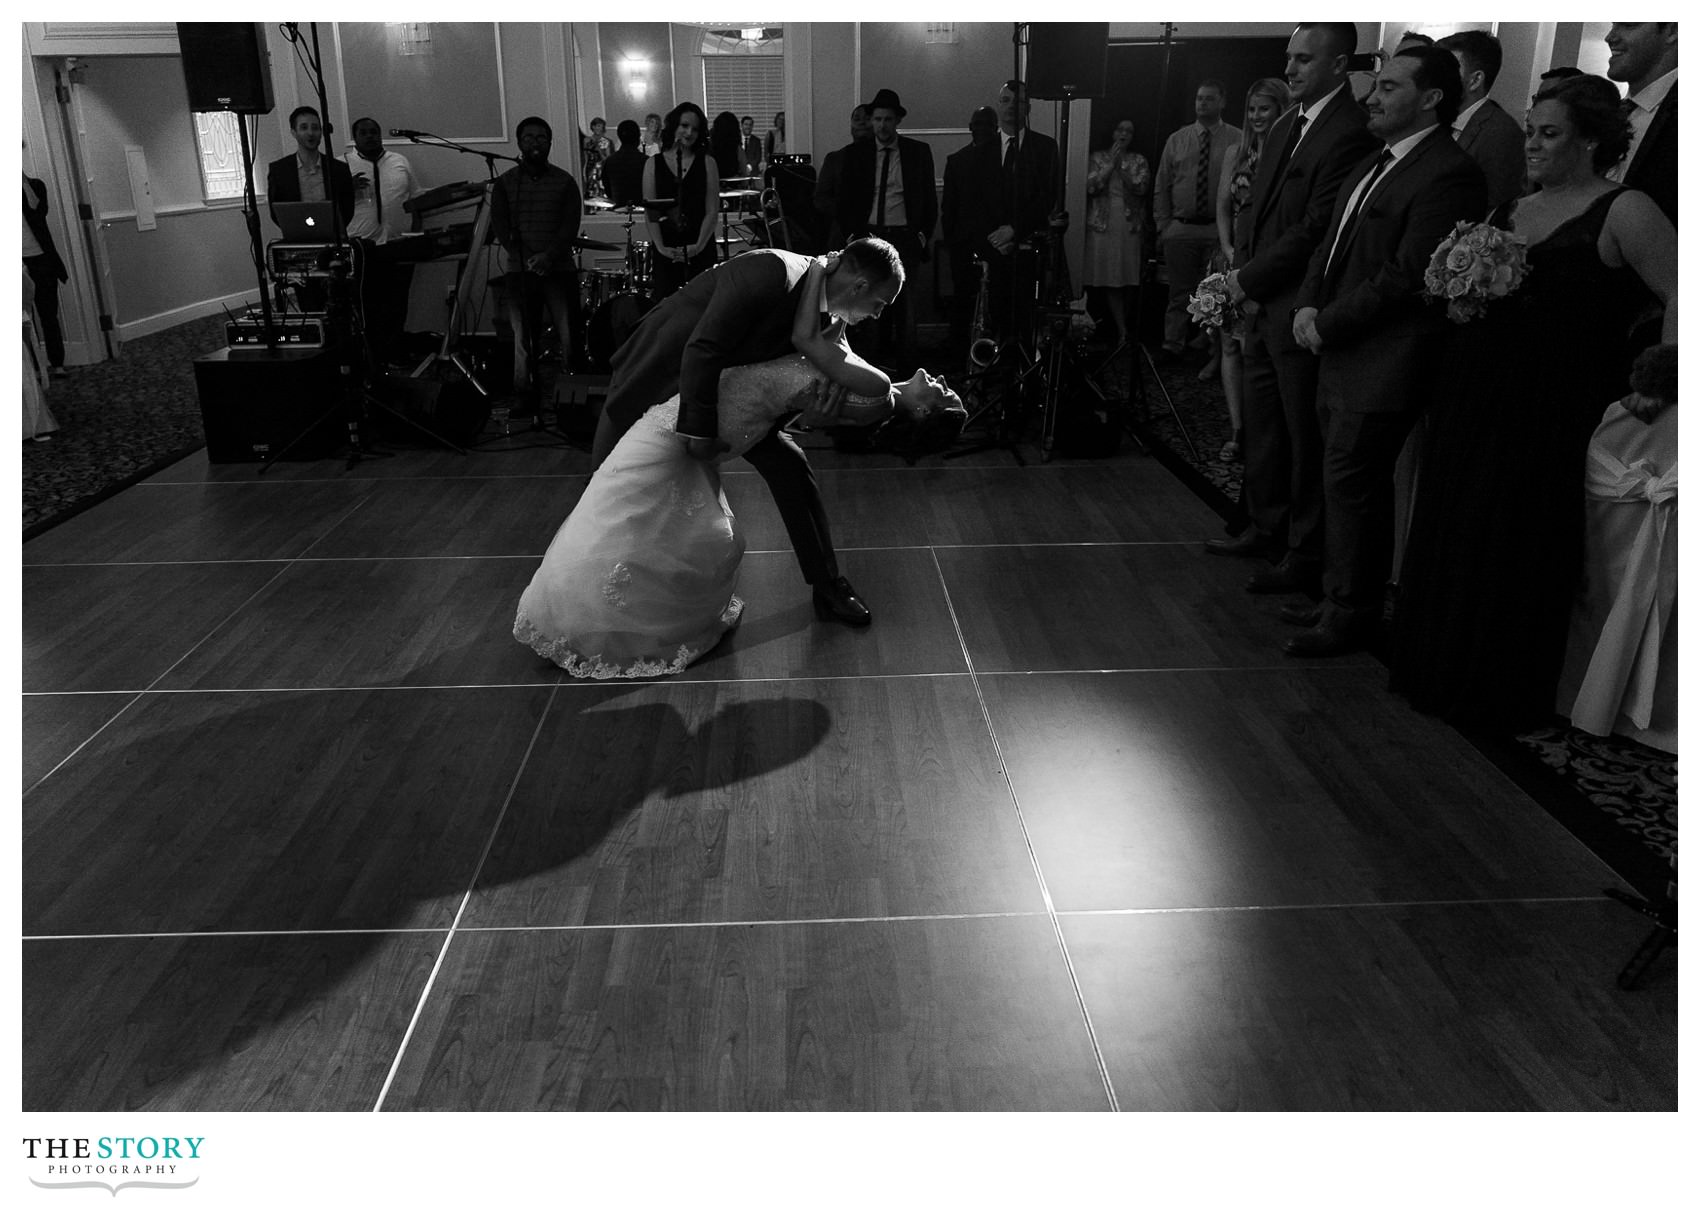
[838,236,905,286]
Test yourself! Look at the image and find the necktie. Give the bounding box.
[877,146,892,227]
[1195,126,1211,219]
[1328,149,1394,274]
[1266,113,1308,192]
[371,157,382,225]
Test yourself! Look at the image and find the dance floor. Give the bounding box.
[20,432,1676,1111]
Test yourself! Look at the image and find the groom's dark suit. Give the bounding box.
[1234,88,1377,570]
[595,249,841,588]
[1294,126,1486,634]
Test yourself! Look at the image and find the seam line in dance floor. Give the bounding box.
[21,898,1622,945]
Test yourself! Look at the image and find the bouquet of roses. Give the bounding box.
[1423,220,1530,323]
[1187,271,1236,330]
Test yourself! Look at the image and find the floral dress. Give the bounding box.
[1082,148,1150,288]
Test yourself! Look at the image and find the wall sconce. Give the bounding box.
[622,56,650,102]
[391,22,432,56]
[925,23,959,45]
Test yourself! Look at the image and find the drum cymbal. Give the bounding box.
[719,189,758,200]
[721,175,761,185]
[610,203,646,214]
[573,235,621,251]
[583,196,615,210]
[642,198,676,208]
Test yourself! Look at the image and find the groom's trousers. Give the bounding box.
[741,426,839,587]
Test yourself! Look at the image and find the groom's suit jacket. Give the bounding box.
[1296,127,1487,415]
[603,248,816,440]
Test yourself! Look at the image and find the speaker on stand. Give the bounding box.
[177,23,275,114]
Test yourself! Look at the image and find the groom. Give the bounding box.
[590,238,905,626]
[1282,45,1486,657]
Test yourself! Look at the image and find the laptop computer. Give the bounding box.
[273,200,339,242]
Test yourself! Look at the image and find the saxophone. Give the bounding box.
[967,255,997,369]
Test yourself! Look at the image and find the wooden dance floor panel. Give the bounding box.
[20,441,1675,1111]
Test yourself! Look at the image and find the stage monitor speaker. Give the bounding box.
[1027,23,1110,100]
[177,23,275,114]
[194,346,345,462]
[372,373,492,447]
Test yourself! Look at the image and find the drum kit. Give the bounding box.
[572,201,659,371]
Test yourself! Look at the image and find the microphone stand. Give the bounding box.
[397,129,519,401]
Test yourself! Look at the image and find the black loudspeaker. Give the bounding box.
[1027,23,1110,100]
[371,374,492,447]
[193,346,346,462]
[177,22,275,114]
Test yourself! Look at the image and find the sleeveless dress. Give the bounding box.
[650,151,716,296]
[514,356,885,679]
[1389,188,1655,729]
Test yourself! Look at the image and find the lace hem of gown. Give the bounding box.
[513,596,745,679]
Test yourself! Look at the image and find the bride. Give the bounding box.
[515,323,964,680]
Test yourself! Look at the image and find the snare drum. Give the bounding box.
[578,269,627,315]
[625,241,654,294]
[588,291,656,371]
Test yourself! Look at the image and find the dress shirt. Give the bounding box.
[343,149,419,243]
[294,151,327,204]
[1293,82,1348,152]
[1324,125,1436,273]
[867,141,908,227]
[1608,68,1678,183]
[1154,120,1242,227]
[1451,96,1488,138]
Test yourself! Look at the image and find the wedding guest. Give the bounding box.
[1082,117,1150,352]
[583,117,613,199]
[23,166,69,379]
[1438,31,1527,210]
[640,113,664,158]
[1211,24,1377,600]
[710,110,749,183]
[813,104,873,249]
[644,103,719,299]
[491,116,582,405]
[942,106,999,356]
[1283,45,1487,658]
[835,88,936,368]
[741,115,764,178]
[1154,80,1241,363]
[1604,22,1677,224]
[962,79,1061,342]
[1212,78,1290,460]
[602,120,648,208]
[1389,73,1677,727]
[764,111,787,164]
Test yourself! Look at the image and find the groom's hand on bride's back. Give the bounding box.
[789,379,849,422]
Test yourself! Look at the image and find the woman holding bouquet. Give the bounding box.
[1211,78,1289,460]
[1082,118,1151,351]
[1389,74,1676,730]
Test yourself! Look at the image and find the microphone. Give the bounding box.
[389,128,425,138]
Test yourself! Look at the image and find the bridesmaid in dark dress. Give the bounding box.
[1390,75,1677,730]
[643,102,720,299]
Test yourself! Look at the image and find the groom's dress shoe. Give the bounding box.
[813,576,872,627]
[1245,558,1322,596]
[1204,530,1278,559]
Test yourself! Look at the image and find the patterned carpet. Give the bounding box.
[22,315,225,535]
[22,316,1676,903]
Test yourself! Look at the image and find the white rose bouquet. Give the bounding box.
[1423,220,1530,323]
[1187,271,1237,331]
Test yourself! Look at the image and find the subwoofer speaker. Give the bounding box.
[193,346,345,462]
[1027,23,1110,100]
[177,22,275,114]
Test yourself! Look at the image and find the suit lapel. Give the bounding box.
[1631,79,1676,178]
[1326,128,1446,286]
[1250,107,1300,231]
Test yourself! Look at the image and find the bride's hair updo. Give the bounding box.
[1531,74,1633,173]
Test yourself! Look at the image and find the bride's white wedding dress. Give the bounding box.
[514,355,881,679]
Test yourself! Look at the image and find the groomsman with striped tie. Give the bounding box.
[1153,79,1240,363]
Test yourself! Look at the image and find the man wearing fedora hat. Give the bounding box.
[835,88,937,367]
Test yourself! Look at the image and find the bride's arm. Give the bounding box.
[790,257,892,399]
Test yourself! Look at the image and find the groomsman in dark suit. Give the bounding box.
[1438,31,1527,211]
[590,240,905,626]
[1283,47,1487,657]
[963,79,1060,342]
[837,89,937,368]
[1605,22,1677,225]
[1210,23,1377,597]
